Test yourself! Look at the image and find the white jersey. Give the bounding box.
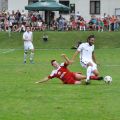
[77,42,94,62]
[23,31,33,43]
[23,31,34,50]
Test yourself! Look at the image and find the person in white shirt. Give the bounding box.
[71,35,103,84]
[23,27,34,64]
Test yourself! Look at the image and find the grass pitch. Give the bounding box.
[0,48,120,120]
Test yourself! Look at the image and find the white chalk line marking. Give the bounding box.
[0,49,15,54]
[0,49,119,67]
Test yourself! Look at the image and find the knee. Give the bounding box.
[31,49,34,52]
[87,62,93,67]
[24,51,28,54]
[93,70,99,76]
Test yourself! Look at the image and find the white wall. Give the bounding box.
[70,0,102,20]
[7,0,120,20]
[70,0,120,21]
[101,0,120,16]
[8,0,28,13]
[0,0,8,11]
[0,0,2,10]
[55,0,90,21]
[71,0,90,21]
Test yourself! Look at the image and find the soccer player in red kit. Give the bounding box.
[36,54,86,84]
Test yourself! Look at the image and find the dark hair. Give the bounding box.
[87,35,95,42]
[51,60,56,66]
[77,41,82,46]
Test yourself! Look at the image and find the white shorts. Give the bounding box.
[80,60,97,69]
[24,42,34,51]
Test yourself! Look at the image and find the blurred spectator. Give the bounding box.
[0,10,119,32]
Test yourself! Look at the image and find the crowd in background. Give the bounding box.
[0,10,120,32]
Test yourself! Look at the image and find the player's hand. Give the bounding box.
[61,54,66,57]
[35,81,40,84]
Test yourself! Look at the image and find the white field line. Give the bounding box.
[0,63,120,67]
[0,48,69,51]
[0,49,15,54]
[0,49,120,67]
[103,65,120,67]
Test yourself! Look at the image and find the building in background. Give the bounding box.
[60,0,120,20]
[0,0,120,20]
[0,0,8,11]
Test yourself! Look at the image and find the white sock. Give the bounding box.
[86,66,92,80]
[30,52,34,61]
[83,26,86,31]
[24,53,27,61]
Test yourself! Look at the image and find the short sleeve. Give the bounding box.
[77,43,83,52]
[48,70,56,79]
[60,62,68,67]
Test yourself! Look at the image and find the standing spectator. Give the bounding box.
[114,16,119,31]
[96,18,101,32]
[100,18,104,32]
[37,20,43,31]
[111,15,115,31]
[79,19,86,31]
[103,17,109,31]
[71,19,77,30]
[108,15,112,31]
[15,10,21,22]
[23,27,34,64]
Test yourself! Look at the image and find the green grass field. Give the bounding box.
[0,31,120,120]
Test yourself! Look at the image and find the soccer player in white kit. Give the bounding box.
[71,35,103,84]
[23,27,34,64]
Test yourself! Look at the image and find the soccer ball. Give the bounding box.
[104,76,112,84]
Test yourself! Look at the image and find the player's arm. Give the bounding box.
[35,77,50,84]
[71,50,80,63]
[92,51,97,63]
[23,33,26,41]
[61,54,71,64]
[31,32,33,42]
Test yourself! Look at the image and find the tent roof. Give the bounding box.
[25,0,70,11]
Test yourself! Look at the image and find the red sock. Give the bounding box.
[90,76,99,80]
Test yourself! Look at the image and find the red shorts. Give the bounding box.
[62,72,79,84]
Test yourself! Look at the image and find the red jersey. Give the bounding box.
[48,62,78,84]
